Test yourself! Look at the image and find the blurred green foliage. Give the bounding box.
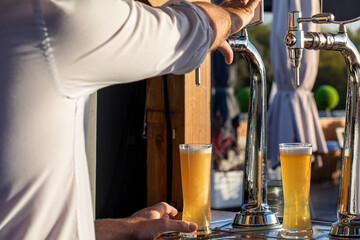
[233,24,360,110]
[314,85,339,110]
[236,87,251,112]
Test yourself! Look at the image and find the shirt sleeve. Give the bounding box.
[46,0,212,98]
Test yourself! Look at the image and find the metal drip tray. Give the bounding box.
[210,220,331,239]
[159,211,334,239]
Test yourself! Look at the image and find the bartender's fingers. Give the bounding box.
[159,219,197,233]
[220,0,260,34]
[218,41,234,65]
[165,219,198,233]
[246,0,260,9]
[152,202,178,217]
[221,0,259,10]
[131,202,178,219]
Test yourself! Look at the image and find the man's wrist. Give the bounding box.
[95,218,135,240]
[193,1,232,51]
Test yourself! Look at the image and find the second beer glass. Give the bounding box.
[279,143,313,239]
[179,144,212,238]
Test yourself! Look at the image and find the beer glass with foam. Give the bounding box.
[179,144,212,238]
[279,143,313,239]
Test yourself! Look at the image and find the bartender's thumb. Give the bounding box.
[168,219,197,232]
[158,219,197,234]
[218,41,233,65]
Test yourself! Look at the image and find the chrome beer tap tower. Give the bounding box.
[285,11,360,238]
[227,30,280,227]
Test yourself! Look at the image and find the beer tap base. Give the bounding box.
[330,219,360,238]
[232,205,280,227]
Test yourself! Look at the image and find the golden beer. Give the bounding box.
[179,144,212,237]
[279,143,313,238]
[339,151,350,213]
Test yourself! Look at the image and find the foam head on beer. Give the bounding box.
[179,144,212,154]
[279,144,312,155]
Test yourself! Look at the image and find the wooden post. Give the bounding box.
[139,0,211,210]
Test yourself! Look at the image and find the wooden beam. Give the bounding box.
[142,0,211,211]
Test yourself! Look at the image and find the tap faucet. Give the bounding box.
[285,11,304,86]
[285,11,335,86]
[285,11,360,238]
[228,29,280,227]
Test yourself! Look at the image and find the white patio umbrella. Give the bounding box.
[267,0,328,168]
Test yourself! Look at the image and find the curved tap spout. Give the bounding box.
[228,29,279,227]
[328,30,360,238]
[285,10,360,238]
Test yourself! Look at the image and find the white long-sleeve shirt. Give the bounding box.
[0,0,211,238]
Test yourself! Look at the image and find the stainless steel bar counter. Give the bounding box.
[159,210,333,239]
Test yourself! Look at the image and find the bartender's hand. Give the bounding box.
[95,202,197,240]
[194,0,260,64]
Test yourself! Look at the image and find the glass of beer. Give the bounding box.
[279,143,313,239]
[179,144,212,238]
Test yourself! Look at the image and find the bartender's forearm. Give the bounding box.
[193,2,232,52]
